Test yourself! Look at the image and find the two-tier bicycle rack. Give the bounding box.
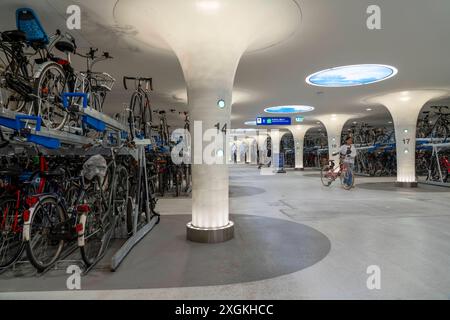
[418,140,450,188]
[0,92,160,274]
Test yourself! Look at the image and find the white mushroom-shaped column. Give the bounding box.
[316,114,354,166]
[288,125,314,171]
[114,0,300,242]
[367,90,448,187]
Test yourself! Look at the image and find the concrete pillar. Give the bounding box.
[268,130,287,173]
[115,0,300,242]
[288,125,314,171]
[256,134,269,166]
[247,138,258,164]
[317,115,354,167]
[367,90,448,187]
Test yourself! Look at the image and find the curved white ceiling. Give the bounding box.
[1,0,449,129]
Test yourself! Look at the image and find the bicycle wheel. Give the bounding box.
[114,165,129,221]
[0,197,25,268]
[26,196,66,272]
[0,51,29,113]
[130,93,143,139]
[320,165,333,187]
[142,97,152,139]
[34,63,68,130]
[431,124,448,144]
[80,176,110,267]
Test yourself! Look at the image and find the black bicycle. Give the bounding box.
[123,77,153,140]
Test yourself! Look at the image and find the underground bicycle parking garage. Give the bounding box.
[0,0,450,302]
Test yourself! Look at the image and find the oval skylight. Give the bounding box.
[264,105,314,114]
[306,64,398,87]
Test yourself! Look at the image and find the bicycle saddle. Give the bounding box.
[55,40,76,54]
[1,30,26,42]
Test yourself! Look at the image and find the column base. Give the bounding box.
[395,182,418,188]
[294,168,305,171]
[187,221,234,243]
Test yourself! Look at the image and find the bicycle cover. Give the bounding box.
[82,155,107,181]
[16,8,49,45]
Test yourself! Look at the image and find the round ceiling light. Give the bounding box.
[264,105,314,114]
[306,64,398,87]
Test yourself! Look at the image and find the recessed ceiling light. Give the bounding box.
[366,108,373,111]
[264,105,315,114]
[217,99,226,109]
[306,64,398,87]
[196,0,220,12]
[353,121,358,124]
[388,121,393,124]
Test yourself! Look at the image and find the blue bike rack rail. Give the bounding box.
[62,92,107,132]
[0,113,60,149]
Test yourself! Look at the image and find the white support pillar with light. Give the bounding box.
[367,90,448,187]
[317,115,354,166]
[114,0,300,242]
[288,125,314,171]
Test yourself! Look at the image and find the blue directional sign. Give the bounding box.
[256,117,291,126]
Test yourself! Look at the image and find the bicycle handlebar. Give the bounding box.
[123,76,153,91]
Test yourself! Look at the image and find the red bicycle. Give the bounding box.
[0,156,48,268]
[320,155,355,190]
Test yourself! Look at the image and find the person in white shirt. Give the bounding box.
[340,136,357,166]
[340,136,357,185]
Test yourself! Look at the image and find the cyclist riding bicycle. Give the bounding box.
[340,136,357,186]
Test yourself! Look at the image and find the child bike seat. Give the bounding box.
[16,8,49,47]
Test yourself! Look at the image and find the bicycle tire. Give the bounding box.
[34,62,68,131]
[320,165,333,187]
[0,197,25,268]
[80,176,110,267]
[114,165,129,222]
[0,46,29,113]
[431,123,448,144]
[25,196,66,272]
[142,95,152,139]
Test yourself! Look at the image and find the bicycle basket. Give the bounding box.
[89,72,115,92]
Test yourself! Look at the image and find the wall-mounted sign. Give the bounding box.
[256,117,291,126]
[295,116,304,123]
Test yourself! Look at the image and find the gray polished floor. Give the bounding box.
[1,165,450,299]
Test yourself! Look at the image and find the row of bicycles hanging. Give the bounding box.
[0,8,192,274]
[303,106,450,182]
[0,8,192,196]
